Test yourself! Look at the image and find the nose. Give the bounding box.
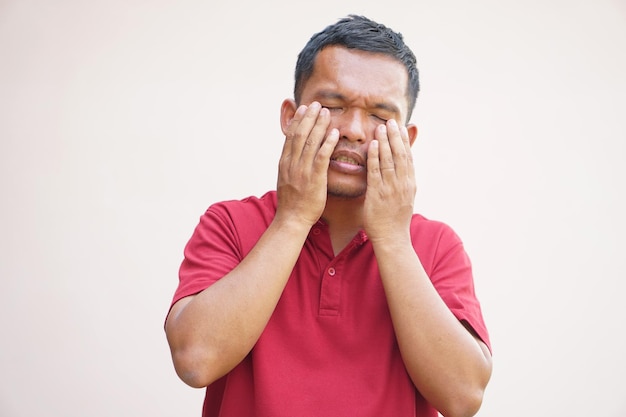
[336,109,367,143]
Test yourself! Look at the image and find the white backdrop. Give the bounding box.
[1,1,625,416]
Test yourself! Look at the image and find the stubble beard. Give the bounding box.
[326,182,367,200]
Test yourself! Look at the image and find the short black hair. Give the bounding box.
[294,15,420,121]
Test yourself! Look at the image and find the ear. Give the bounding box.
[406,123,418,146]
[280,99,298,135]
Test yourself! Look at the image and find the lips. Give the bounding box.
[330,150,365,167]
[334,155,361,165]
[329,150,366,174]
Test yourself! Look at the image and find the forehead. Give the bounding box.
[301,45,410,118]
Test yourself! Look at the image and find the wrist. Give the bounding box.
[271,212,316,236]
[368,231,413,253]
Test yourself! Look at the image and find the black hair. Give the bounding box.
[294,15,420,121]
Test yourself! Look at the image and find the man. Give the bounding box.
[165,15,492,417]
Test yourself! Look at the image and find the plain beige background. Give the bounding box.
[1,1,625,416]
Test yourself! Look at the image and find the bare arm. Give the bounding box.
[364,120,492,417]
[372,242,492,417]
[165,102,339,388]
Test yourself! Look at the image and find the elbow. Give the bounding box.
[439,364,491,417]
[170,346,219,388]
[440,346,492,417]
[440,387,486,417]
[438,363,492,417]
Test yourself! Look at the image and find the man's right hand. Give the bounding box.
[276,101,339,227]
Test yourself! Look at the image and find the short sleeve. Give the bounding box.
[414,220,491,352]
[171,205,244,307]
[168,192,277,314]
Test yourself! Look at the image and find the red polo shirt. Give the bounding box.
[171,191,490,417]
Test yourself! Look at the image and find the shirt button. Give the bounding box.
[313,228,321,235]
[328,267,336,276]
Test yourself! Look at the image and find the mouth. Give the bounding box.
[332,155,362,166]
[330,151,366,174]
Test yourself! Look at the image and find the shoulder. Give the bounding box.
[204,191,277,223]
[408,213,468,273]
[195,191,277,249]
[410,213,463,245]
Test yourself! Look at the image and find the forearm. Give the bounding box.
[373,238,492,417]
[165,217,311,387]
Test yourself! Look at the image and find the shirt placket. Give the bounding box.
[318,258,342,316]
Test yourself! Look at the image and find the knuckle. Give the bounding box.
[286,130,297,141]
[294,130,308,142]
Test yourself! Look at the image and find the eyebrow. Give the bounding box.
[315,90,401,115]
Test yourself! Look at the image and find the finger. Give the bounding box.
[300,106,331,164]
[386,119,413,176]
[291,102,323,162]
[366,139,383,187]
[281,104,308,161]
[313,127,340,171]
[375,124,396,174]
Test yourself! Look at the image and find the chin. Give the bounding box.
[326,173,368,199]
[327,184,367,199]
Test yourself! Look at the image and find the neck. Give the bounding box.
[321,195,365,255]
